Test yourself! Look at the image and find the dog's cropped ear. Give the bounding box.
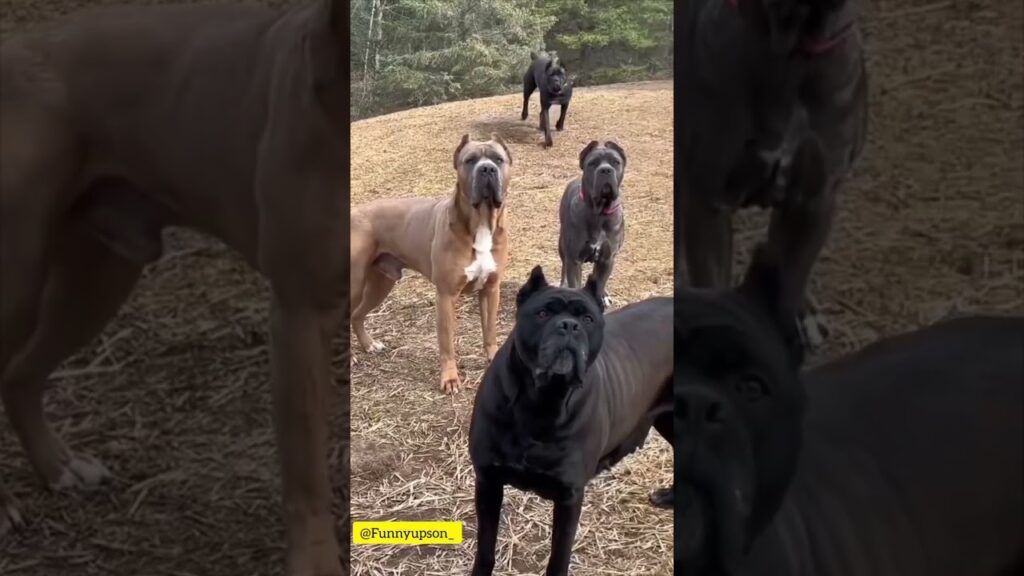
[578,141,600,169]
[583,274,606,313]
[738,243,805,367]
[605,141,627,170]
[517,266,549,308]
[491,134,512,166]
[453,134,471,169]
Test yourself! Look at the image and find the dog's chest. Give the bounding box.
[463,224,498,289]
[485,435,586,502]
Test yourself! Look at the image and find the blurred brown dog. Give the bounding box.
[350,135,511,394]
[0,1,345,574]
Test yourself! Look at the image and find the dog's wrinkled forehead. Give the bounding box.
[584,146,623,167]
[677,289,794,382]
[454,136,512,170]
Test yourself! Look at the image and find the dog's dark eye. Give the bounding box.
[494,157,504,165]
[581,314,594,324]
[465,157,476,165]
[610,159,620,166]
[537,310,549,319]
[735,377,766,401]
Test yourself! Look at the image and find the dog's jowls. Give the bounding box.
[676,244,1024,575]
[469,266,672,576]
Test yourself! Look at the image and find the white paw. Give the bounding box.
[51,454,110,491]
[602,295,613,309]
[366,341,386,353]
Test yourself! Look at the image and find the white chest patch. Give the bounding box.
[464,224,497,289]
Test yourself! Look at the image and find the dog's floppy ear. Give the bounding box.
[604,141,627,169]
[738,243,805,367]
[578,141,600,169]
[583,273,606,313]
[491,134,512,166]
[453,134,471,169]
[517,266,549,308]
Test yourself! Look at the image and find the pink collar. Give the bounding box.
[579,187,622,216]
[726,0,855,56]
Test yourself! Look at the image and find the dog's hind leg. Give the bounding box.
[352,266,397,353]
[2,220,143,490]
[521,71,536,120]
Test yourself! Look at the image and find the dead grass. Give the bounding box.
[349,82,676,575]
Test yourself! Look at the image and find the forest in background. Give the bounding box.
[350,0,674,120]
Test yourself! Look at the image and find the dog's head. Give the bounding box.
[676,243,807,575]
[578,141,626,214]
[453,134,513,209]
[736,0,851,55]
[512,266,605,389]
[544,53,569,95]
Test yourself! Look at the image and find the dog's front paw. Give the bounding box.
[602,294,613,309]
[49,453,110,491]
[556,124,565,132]
[484,345,498,363]
[440,364,462,394]
[796,308,829,350]
[649,487,673,509]
[0,491,24,537]
[365,340,386,353]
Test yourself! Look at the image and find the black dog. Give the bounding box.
[469,267,672,575]
[522,51,574,148]
[676,244,1024,575]
[679,0,868,348]
[559,140,627,307]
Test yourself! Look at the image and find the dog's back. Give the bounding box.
[795,316,1024,574]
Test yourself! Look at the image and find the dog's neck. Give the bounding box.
[725,0,857,57]
[579,185,622,216]
[506,341,588,430]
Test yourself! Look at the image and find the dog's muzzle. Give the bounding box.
[591,164,620,209]
[536,318,588,386]
[472,160,503,208]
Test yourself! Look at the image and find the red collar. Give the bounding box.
[726,0,855,56]
[580,187,622,215]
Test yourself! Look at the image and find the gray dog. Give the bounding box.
[558,140,626,308]
[679,0,868,347]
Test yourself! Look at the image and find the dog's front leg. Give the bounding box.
[478,282,500,362]
[436,290,461,393]
[545,497,584,576]
[593,255,615,308]
[681,190,733,288]
[563,258,583,289]
[540,104,553,148]
[269,299,342,576]
[765,138,833,343]
[470,476,505,576]
[555,101,569,132]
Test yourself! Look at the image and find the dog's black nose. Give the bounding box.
[679,388,728,429]
[598,166,614,176]
[557,318,581,334]
[479,164,498,176]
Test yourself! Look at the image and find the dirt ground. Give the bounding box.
[0,0,1021,575]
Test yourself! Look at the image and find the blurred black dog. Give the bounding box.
[675,243,1024,575]
[679,0,868,348]
[522,51,574,148]
[469,267,672,576]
